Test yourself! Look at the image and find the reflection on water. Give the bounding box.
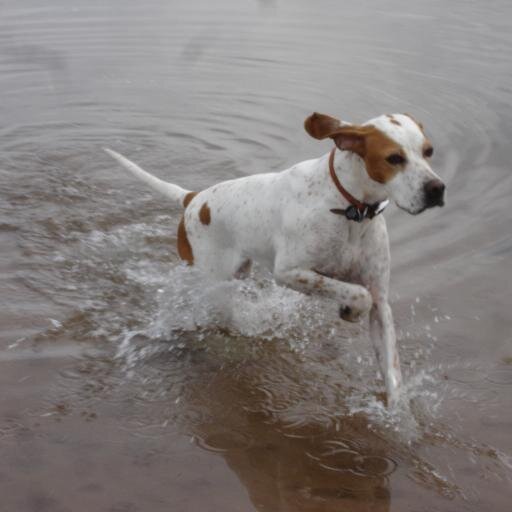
[1,0,512,510]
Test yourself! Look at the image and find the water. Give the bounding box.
[1,0,512,510]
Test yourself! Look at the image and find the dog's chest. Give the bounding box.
[307,217,370,279]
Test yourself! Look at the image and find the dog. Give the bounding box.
[105,112,445,406]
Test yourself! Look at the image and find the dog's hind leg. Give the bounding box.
[191,239,251,282]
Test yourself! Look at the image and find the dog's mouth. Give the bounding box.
[427,197,445,208]
[397,201,444,215]
[424,193,445,209]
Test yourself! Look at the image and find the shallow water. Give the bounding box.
[1,0,512,510]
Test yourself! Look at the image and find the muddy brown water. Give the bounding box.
[1,0,512,510]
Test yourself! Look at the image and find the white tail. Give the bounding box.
[104,148,190,206]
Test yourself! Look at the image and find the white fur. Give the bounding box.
[105,113,444,407]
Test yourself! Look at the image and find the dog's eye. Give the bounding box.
[386,153,406,165]
[423,146,434,158]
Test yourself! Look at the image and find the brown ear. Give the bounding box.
[331,128,368,158]
[304,112,369,158]
[304,112,342,139]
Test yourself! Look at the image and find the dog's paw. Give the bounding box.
[339,287,372,322]
[339,305,361,322]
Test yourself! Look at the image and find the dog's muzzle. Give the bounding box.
[424,179,445,208]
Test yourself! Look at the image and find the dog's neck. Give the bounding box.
[329,149,388,206]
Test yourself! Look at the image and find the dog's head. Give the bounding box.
[304,112,445,214]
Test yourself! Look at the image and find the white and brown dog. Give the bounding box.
[105,112,445,406]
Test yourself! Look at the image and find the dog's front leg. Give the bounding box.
[360,217,403,406]
[274,267,373,322]
[369,299,403,406]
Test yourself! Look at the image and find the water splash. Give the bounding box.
[116,264,441,437]
[126,263,351,346]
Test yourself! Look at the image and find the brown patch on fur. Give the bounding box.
[199,203,211,225]
[357,127,406,183]
[386,114,401,125]
[297,278,309,285]
[183,191,197,208]
[177,216,193,264]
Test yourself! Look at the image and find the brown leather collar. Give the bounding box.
[328,147,389,222]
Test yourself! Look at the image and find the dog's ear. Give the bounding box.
[331,127,369,158]
[304,112,342,139]
[304,112,369,158]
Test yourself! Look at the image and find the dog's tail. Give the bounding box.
[104,148,191,206]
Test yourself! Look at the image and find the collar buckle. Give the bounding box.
[344,205,364,222]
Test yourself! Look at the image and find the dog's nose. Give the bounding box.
[424,179,445,207]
